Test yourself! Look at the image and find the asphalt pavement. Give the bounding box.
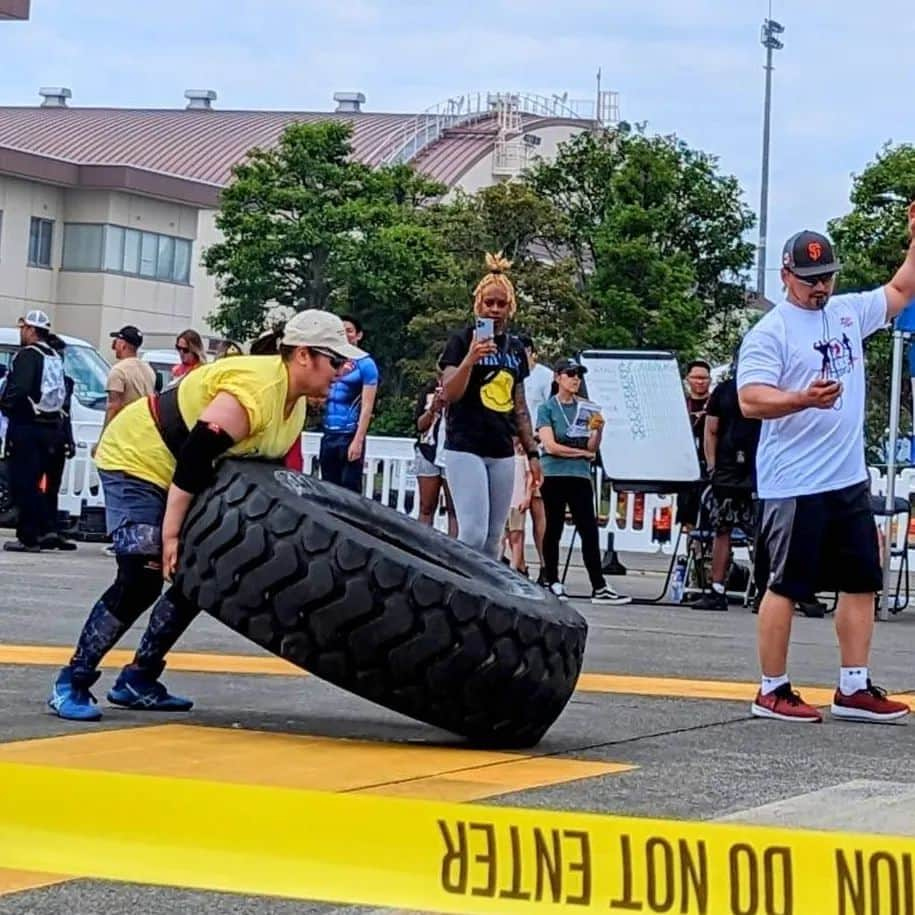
[1,544,914,914]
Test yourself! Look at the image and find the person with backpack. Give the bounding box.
[43,334,77,551]
[0,311,67,552]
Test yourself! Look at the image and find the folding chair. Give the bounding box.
[871,494,911,615]
[681,486,756,607]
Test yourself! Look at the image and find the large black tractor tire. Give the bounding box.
[175,461,588,747]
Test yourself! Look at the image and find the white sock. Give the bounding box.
[712,582,725,594]
[839,666,868,696]
[761,674,789,695]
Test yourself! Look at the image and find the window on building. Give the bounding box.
[156,235,175,281]
[174,238,192,284]
[61,222,192,284]
[103,225,125,272]
[139,232,157,278]
[62,224,104,270]
[123,228,141,274]
[28,217,54,268]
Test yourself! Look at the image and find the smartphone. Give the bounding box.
[475,317,494,341]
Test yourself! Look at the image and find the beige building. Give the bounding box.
[0,88,618,352]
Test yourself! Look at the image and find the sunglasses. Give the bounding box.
[792,271,836,288]
[560,369,583,378]
[310,347,347,370]
[175,345,190,354]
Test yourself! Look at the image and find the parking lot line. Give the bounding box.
[2,643,910,708]
[0,723,629,802]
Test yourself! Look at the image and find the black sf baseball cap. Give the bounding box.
[782,230,841,277]
[110,324,143,348]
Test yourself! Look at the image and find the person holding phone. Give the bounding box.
[439,252,542,558]
[537,358,631,605]
[738,215,915,725]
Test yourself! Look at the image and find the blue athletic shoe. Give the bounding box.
[107,666,194,711]
[48,667,102,721]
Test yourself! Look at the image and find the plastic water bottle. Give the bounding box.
[669,556,687,604]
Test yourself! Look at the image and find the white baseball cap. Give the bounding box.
[20,309,51,330]
[281,310,365,360]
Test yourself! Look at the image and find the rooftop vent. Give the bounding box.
[184,88,217,111]
[39,87,71,108]
[333,91,365,113]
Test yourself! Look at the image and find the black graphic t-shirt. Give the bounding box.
[707,378,761,489]
[439,327,529,458]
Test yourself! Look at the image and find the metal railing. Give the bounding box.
[377,90,596,167]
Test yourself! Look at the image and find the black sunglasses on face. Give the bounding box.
[310,347,347,370]
[560,369,583,378]
[792,271,836,288]
[175,345,190,354]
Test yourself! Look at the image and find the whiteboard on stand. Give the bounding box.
[578,350,701,489]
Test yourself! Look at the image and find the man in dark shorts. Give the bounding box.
[676,359,712,530]
[738,217,915,724]
[691,351,760,612]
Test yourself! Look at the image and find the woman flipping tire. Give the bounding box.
[48,311,362,721]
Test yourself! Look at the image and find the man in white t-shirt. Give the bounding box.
[738,210,915,725]
[520,334,553,583]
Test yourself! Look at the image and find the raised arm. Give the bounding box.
[884,202,915,319]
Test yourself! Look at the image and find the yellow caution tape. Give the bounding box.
[1,761,913,913]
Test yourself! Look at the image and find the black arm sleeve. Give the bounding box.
[172,421,237,494]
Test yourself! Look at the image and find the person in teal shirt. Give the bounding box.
[536,358,630,605]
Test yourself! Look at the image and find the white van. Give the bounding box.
[0,328,109,424]
[0,328,110,528]
[141,348,179,393]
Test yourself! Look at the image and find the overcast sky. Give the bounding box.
[2,0,912,289]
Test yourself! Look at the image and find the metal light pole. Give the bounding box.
[756,16,784,297]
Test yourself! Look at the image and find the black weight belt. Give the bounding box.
[147,386,189,459]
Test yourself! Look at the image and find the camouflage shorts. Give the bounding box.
[709,486,756,535]
[98,470,166,557]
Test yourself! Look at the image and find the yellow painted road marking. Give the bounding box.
[1,643,910,708]
[0,724,630,897]
[0,869,68,895]
[0,724,629,802]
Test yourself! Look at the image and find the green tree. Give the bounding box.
[527,127,756,360]
[828,143,915,458]
[205,122,444,341]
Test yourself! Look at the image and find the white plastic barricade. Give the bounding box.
[57,421,105,518]
[39,428,897,562]
[300,433,419,517]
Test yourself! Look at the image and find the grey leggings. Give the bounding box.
[444,450,516,558]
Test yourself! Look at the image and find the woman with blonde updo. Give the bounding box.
[439,253,542,558]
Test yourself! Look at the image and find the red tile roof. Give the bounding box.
[0,106,585,206]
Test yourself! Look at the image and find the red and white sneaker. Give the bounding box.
[831,681,910,723]
[751,683,823,723]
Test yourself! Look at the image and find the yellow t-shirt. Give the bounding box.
[96,355,306,491]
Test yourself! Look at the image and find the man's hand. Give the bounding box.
[803,378,842,410]
[528,457,543,489]
[347,435,365,462]
[465,337,498,365]
[162,533,179,581]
